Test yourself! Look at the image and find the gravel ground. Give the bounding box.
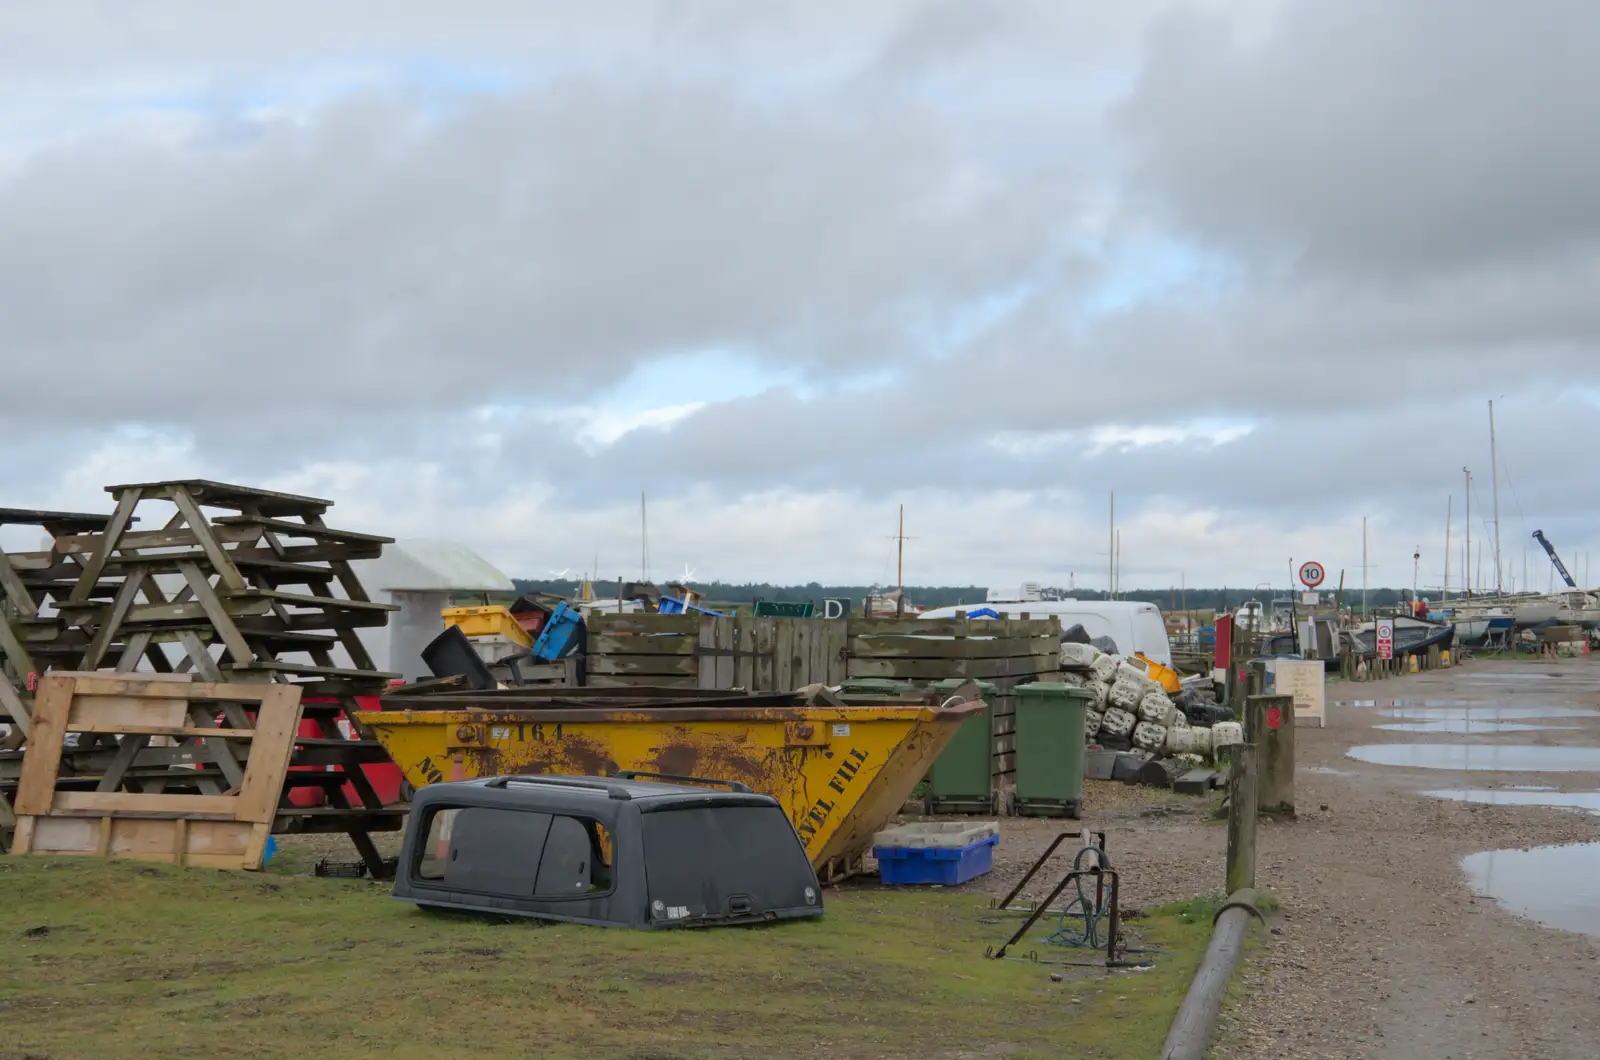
[907,654,1600,1058]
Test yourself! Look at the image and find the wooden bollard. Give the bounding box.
[1246,694,1295,818]
[1225,745,1257,894]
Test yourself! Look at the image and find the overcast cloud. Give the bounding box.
[1,1,1596,595]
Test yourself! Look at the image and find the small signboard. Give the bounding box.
[1376,618,1395,660]
[1271,659,1327,728]
[1301,591,1320,606]
[1298,561,1326,589]
[753,600,814,618]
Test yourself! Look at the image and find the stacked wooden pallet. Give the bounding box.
[0,480,404,872]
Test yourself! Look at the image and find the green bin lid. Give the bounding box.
[926,678,1000,695]
[1017,681,1096,702]
[838,678,915,695]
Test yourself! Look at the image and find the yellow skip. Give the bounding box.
[365,698,980,881]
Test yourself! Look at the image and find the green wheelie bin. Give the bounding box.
[1014,682,1093,818]
[924,678,1000,814]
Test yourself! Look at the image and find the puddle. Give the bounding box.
[1304,766,1358,777]
[1462,843,1600,937]
[1347,744,1600,771]
[1380,707,1600,721]
[1334,699,1473,709]
[1375,721,1579,734]
[1428,789,1600,814]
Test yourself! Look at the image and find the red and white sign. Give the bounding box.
[1298,561,1326,589]
[1375,618,1395,660]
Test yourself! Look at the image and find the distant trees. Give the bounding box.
[509,579,1415,613]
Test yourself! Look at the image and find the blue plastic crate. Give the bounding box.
[874,833,998,886]
[531,601,584,661]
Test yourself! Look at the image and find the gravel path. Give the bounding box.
[927,654,1600,1057]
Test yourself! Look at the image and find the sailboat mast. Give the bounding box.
[1362,516,1368,619]
[640,491,650,582]
[1463,467,1472,600]
[1108,492,1115,601]
[1443,495,1452,603]
[896,504,904,598]
[1489,400,1503,595]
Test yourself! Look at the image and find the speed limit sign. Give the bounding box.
[1298,561,1326,589]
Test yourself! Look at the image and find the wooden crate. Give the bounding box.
[585,614,849,691]
[845,617,1060,792]
[10,673,302,870]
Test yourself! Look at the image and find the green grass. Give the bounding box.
[0,857,1222,1059]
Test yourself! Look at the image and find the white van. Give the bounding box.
[919,593,1173,667]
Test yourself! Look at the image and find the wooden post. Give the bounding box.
[1247,659,1266,697]
[1226,622,1250,715]
[1225,745,1257,894]
[1246,694,1295,817]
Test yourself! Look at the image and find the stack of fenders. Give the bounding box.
[0,480,405,873]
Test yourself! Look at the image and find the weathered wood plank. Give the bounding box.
[844,655,1060,681]
[847,617,1058,638]
[0,551,39,618]
[847,634,1059,660]
[12,676,78,815]
[586,633,697,656]
[586,654,699,677]
[588,614,703,636]
[64,487,141,604]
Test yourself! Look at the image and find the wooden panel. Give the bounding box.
[66,695,189,730]
[12,673,303,868]
[586,654,699,677]
[587,614,702,636]
[753,617,776,692]
[12,676,76,815]
[46,791,240,816]
[774,621,795,691]
[585,633,696,656]
[65,724,255,739]
[233,685,303,825]
[844,655,1060,681]
[715,616,735,689]
[848,617,1059,638]
[823,620,848,685]
[585,674,700,689]
[696,615,717,689]
[847,634,1059,660]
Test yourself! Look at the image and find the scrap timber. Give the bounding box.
[9,672,302,869]
[0,481,404,871]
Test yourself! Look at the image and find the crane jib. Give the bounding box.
[1532,530,1578,590]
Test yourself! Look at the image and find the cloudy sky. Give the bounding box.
[3,1,1597,595]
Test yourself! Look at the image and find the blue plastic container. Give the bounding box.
[874,833,998,886]
[531,601,585,661]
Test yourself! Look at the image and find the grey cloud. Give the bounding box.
[1118,1,1600,276]
[0,77,1077,425]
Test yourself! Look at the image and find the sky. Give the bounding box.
[3,1,1598,595]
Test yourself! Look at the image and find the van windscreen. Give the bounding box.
[641,805,815,921]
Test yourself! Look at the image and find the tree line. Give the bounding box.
[510,579,1420,613]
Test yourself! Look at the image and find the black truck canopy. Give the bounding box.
[392,773,823,929]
